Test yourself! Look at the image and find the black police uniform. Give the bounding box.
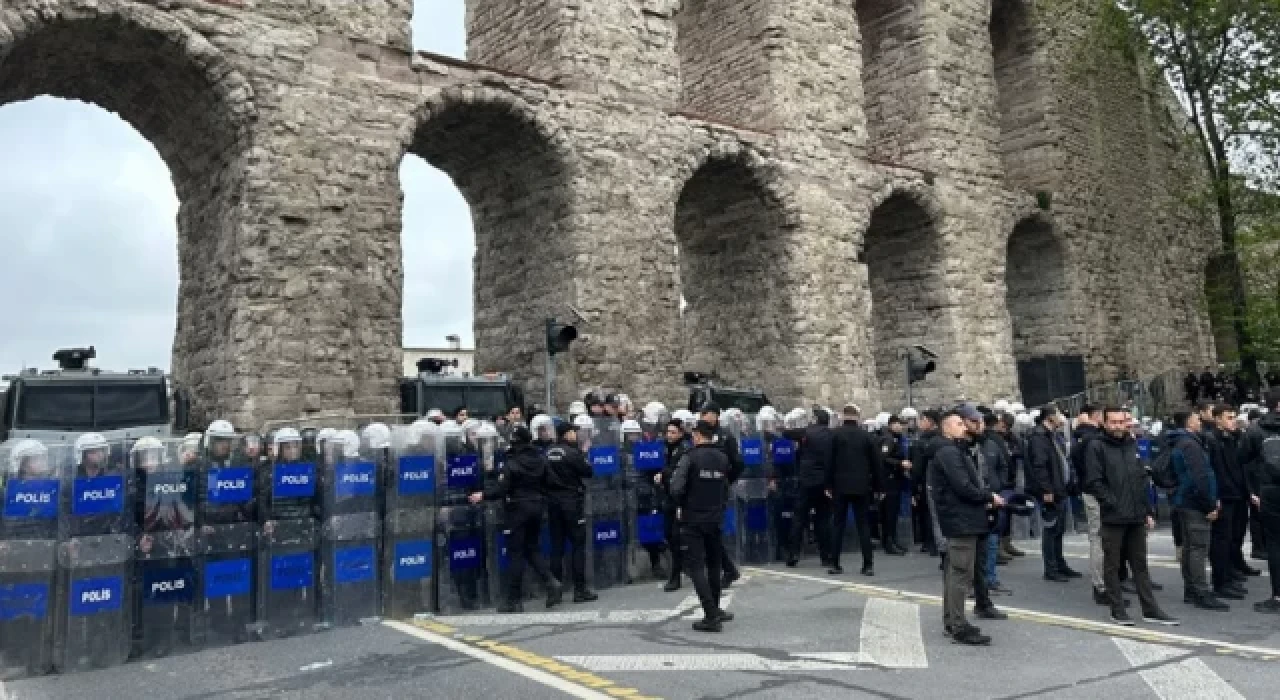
[544,434,593,597]
[485,443,560,610]
[660,437,690,589]
[669,443,731,627]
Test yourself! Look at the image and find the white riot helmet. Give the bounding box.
[899,407,919,420]
[1014,412,1034,428]
[182,432,203,458]
[1030,408,1042,420]
[784,407,810,429]
[756,406,780,434]
[130,436,167,470]
[568,400,588,417]
[334,430,361,459]
[206,419,236,439]
[1010,402,1026,414]
[530,414,555,443]
[672,409,696,431]
[874,412,891,427]
[425,408,445,422]
[316,427,338,446]
[863,419,879,431]
[7,439,49,475]
[993,399,1010,414]
[273,427,302,447]
[573,414,595,432]
[621,419,643,442]
[361,422,392,451]
[74,432,110,465]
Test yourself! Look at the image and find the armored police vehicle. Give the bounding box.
[683,371,769,414]
[0,346,188,444]
[398,357,524,421]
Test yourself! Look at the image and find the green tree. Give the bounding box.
[1102,0,1280,376]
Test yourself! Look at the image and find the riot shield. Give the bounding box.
[0,439,65,679]
[485,502,538,603]
[768,427,798,562]
[736,478,772,564]
[197,434,259,648]
[54,533,133,673]
[382,424,438,619]
[587,488,629,590]
[588,418,623,489]
[132,438,198,659]
[255,517,317,639]
[623,420,663,582]
[319,435,380,627]
[440,422,480,507]
[475,423,504,496]
[435,504,488,614]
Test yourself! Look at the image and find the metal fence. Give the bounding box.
[1051,367,1186,422]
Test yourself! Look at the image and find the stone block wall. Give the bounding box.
[0,0,1218,426]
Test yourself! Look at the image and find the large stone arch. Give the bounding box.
[673,140,799,390]
[861,186,956,407]
[0,1,256,424]
[1005,213,1074,360]
[989,0,1056,191]
[396,86,577,404]
[855,0,929,165]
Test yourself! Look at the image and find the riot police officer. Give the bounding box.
[257,428,318,638]
[878,416,911,556]
[1,439,61,678]
[670,421,733,632]
[468,427,562,612]
[545,422,598,602]
[698,404,743,588]
[659,419,690,591]
[197,424,259,646]
[131,436,197,658]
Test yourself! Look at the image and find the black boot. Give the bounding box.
[663,575,682,592]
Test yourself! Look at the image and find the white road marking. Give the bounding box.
[556,653,873,672]
[1114,638,1245,700]
[298,659,334,672]
[859,598,928,668]
[747,567,1280,659]
[384,620,617,700]
[427,581,746,626]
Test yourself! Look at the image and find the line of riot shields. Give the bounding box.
[0,409,820,679]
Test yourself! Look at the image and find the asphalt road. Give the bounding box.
[6,530,1279,699]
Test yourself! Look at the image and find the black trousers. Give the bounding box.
[1250,500,1268,554]
[547,497,588,591]
[880,481,902,546]
[915,489,935,549]
[789,484,832,561]
[1262,512,1280,598]
[506,501,556,603]
[1210,499,1243,588]
[679,521,724,619]
[1231,498,1250,571]
[663,507,682,578]
[1102,522,1160,616]
[830,493,874,567]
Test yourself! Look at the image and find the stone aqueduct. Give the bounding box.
[0,0,1217,427]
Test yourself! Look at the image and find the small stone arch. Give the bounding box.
[1005,213,1074,360]
[672,139,799,384]
[0,1,258,425]
[396,85,578,395]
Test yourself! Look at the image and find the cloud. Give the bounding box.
[0,1,474,379]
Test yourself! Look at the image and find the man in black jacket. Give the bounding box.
[878,416,911,556]
[699,404,743,587]
[670,421,733,632]
[932,409,1005,646]
[1027,406,1080,582]
[469,426,563,612]
[786,408,835,567]
[911,411,943,556]
[658,419,690,592]
[1072,405,1108,602]
[1084,406,1179,626]
[1208,405,1249,600]
[1240,391,1280,613]
[825,404,882,576]
[544,423,598,603]
[978,412,1013,595]
[1168,411,1227,610]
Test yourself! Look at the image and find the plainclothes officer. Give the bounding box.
[659,419,690,592]
[878,416,911,556]
[670,421,733,632]
[826,404,882,576]
[544,422,598,603]
[785,407,835,567]
[469,426,562,613]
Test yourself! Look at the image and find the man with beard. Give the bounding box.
[1084,407,1179,626]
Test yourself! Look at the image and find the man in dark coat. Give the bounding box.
[1027,405,1080,582]
[1084,407,1178,626]
[910,410,944,556]
[878,416,911,556]
[1168,411,1226,610]
[1208,405,1249,600]
[825,404,882,576]
[931,408,1005,646]
[785,408,835,567]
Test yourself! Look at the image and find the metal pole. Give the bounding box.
[545,351,556,415]
[905,353,913,409]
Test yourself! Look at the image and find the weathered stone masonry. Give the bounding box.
[0,0,1217,427]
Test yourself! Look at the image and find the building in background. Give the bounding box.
[403,334,475,377]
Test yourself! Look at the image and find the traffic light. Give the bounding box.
[545,318,578,356]
[906,345,937,385]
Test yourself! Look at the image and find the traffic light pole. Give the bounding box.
[545,318,557,414]
[904,353,913,409]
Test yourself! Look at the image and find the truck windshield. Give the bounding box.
[712,390,766,415]
[11,380,168,431]
[467,386,511,419]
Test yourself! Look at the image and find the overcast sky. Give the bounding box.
[0,1,471,376]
